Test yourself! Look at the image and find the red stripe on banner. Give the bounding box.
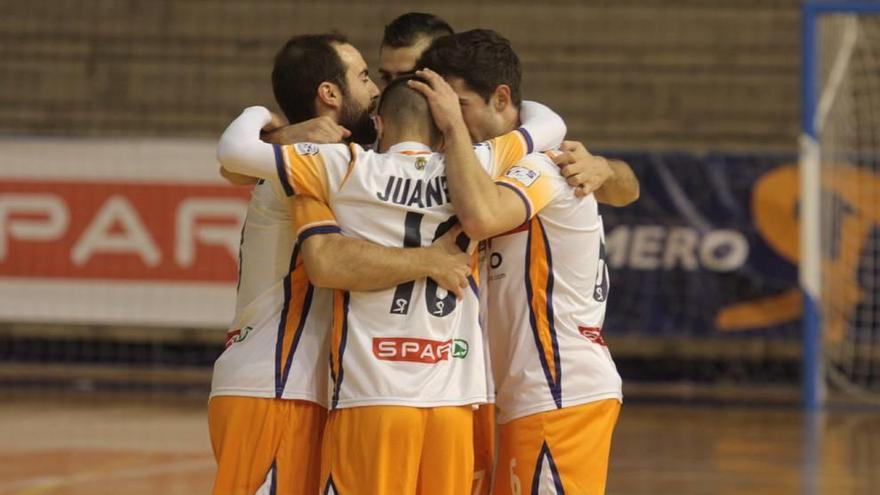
[0,180,250,282]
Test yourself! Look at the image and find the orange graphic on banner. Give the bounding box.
[719,163,880,343]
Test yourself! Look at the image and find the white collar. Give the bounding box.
[387,141,432,154]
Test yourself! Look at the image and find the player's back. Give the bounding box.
[486,153,622,423]
[284,141,488,410]
[210,178,330,405]
[235,179,295,310]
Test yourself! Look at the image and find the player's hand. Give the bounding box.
[219,166,259,186]
[408,68,467,137]
[425,225,472,300]
[261,112,288,134]
[552,140,614,198]
[262,116,351,145]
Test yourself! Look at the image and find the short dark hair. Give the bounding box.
[378,75,440,144]
[417,29,522,107]
[382,12,453,48]
[272,33,349,124]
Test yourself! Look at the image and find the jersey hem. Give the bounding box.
[332,395,489,409]
[209,387,326,406]
[496,390,623,424]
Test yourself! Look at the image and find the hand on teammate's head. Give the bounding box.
[407,68,466,136]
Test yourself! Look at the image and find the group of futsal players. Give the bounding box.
[210,12,640,495]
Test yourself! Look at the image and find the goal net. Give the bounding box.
[802,1,880,406]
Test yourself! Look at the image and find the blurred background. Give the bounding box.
[0,1,878,494]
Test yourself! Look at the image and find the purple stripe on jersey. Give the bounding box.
[539,216,563,409]
[298,225,342,244]
[274,274,293,398]
[468,274,479,298]
[531,442,565,495]
[517,127,535,154]
[278,282,315,395]
[273,242,299,398]
[235,213,248,293]
[496,181,533,224]
[331,292,351,410]
[273,144,294,197]
[523,220,563,410]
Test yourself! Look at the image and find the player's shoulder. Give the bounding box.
[515,151,559,174]
[288,141,362,158]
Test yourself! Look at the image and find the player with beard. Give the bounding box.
[209,33,472,495]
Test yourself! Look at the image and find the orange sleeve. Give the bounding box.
[485,129,532,177]
[276,142,346,241]
[291,196,340,242]
[494,153,566,220]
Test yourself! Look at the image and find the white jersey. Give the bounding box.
[209,178,330,405]
[277,133,535,409]
[487,152,623,424]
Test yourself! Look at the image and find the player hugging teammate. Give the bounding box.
[211,12,639,495]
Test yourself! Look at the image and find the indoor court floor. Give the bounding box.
[0,391,878,495]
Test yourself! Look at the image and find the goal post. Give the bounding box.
[801,0,880,409]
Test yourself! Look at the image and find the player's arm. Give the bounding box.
[219,166,259,185]
[518,100,567,152]
[216,106,284,180]
[286,153,471,296]
[299,221,471,296]
[443,124,528,240]
[219,106,471,295]
[218,107,354,184]
[552,140,640,205]
[409,69,532,241]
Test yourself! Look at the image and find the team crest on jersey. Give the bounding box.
[414,157,427,170]
[294,143,319,156]
[224,326,253,348]
[505,166,539,187]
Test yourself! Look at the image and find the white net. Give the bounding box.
[816,12,880,402]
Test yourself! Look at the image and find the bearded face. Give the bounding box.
[339,92,379,145]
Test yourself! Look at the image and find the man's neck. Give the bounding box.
[497,107,521,136]
[378,130,434,153]
[315,107,339,123]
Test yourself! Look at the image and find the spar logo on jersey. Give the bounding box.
[578,326,607,346]
[224,326,253,347]
[372,337,469,363]
[294,143,319,156]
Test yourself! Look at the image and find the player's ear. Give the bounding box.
[374,114,385,141]
[491,85,512,113]
[317,81,343,110]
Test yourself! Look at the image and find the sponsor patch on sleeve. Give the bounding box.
[504,166,540,187]
[294,143,319,156]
